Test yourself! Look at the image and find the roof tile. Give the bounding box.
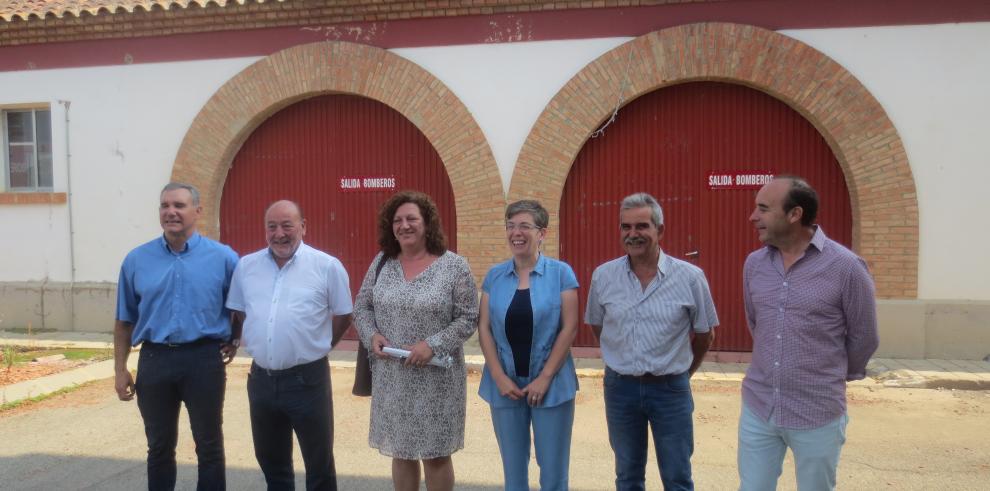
[0,0,285,22]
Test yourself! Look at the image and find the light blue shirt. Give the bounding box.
[479,254,579,408]
[585,252,718,376]
[116,233,239,345]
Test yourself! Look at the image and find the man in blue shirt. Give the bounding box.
[113,182,240,490]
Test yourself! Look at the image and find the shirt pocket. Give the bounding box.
[751,288,784,329]
[287,285,327,315]
[634,301,689,352]
[802,283,844,321]
[752,286,781,312]
[639,301,687,335]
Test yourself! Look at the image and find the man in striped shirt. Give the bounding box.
[586,192,719,491]
[738,176,878,491]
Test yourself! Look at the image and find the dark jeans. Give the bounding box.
[248,358,336,491]
[135,340,227,491]
[603,367,695,491]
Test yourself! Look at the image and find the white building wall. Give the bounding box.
[0,203,71,281]
[0,23,987,300]
[782,23,990,301]
[393,37,631,192]
[0,59,258,282]
[0,98,71,282]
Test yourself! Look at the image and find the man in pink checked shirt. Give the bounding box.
[739,176,878,491]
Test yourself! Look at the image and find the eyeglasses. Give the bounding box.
[505,222,542,232]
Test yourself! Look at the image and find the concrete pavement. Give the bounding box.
[2,333,988,406]
[2,352,989,490]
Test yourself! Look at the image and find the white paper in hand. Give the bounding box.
[382,347,453,369]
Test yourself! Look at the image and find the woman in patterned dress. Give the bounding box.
[354,190,479,491]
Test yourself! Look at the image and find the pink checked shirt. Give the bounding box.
[742,227,878,429]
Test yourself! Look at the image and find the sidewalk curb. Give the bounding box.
[3,336,989,406]
[2,357,130,405]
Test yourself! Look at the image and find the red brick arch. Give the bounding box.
[510,23,918,299]
[171,41,505,279]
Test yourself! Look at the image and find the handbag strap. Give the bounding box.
[374,254,387,284]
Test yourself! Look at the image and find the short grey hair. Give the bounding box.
[505,199,549,229]
[161,182,200,206]
[620,192,664,227]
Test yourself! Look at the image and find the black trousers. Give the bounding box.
[135,340,227,491]
[248,358,336,491]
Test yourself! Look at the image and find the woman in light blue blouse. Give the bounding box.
[477,199,580,491]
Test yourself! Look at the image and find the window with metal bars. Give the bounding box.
[3,108,53,191]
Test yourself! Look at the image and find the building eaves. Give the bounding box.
[0,0,285,22]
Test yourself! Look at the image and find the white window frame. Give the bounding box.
[2,106,53,192]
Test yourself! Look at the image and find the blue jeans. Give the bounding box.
[135,340,227,491]
[248,358,336,491]
[737,404,848,491]
[490,398,575,491]
[603,367,695,491]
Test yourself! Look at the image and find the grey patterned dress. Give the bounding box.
[354,250,479,459]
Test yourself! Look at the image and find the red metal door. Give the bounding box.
[560,82,851,351]
[220,94,456,340]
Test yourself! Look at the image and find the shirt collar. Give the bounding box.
[657,250,670,277]
[509,253,546,277]
[159,232,200,254]
[268,241,306,265]
[809,226,827,251]
[534,253,547,276]
[624,249,668,277]
[766,226,828,256]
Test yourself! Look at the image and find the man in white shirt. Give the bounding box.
[226,200,353,491]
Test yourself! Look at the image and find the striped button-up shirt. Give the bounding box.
[742,227,878,429]
[585,252,718,376]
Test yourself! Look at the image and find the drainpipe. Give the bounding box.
[57,99,76,331]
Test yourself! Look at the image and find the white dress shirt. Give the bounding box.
[227,242,353,370]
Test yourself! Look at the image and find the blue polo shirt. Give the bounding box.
[479,254,580,408]
[116,233,239,346]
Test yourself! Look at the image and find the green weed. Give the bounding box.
[1,347,111,366]
[0,382,93,412]
[1,345,14,370]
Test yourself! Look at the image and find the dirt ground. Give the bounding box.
[1,346,111,387]
[1,366,988,490]
[0,359,92,387]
